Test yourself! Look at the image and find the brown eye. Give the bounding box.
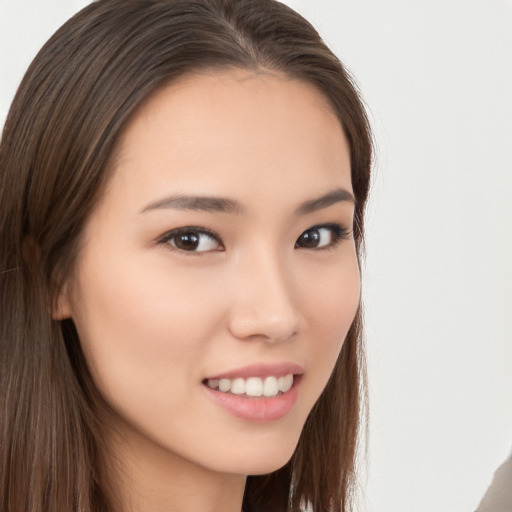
[164,229,222,252]
[295,228,323,248]
[295,224,349,249]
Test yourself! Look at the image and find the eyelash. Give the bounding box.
[157,226,222,254]
[295,223,351,251]
[157,223,351,254]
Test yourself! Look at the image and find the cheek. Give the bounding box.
[69,252,224,405]
[311,250,360,327]
[301,253,360,389]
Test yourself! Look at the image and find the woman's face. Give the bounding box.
[60,69,360,477]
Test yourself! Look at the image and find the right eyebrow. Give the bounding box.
[140,194,244,215]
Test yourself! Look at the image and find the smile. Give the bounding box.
[205,374,294,397]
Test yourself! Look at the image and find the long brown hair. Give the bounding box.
[0,1,372,511]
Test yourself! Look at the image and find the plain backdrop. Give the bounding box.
[1,1,511,511]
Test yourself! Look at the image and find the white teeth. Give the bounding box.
[218,379,231,392]
[230,378,246,395]
[245,377,263,397]
[206,374,294,397]
[263,376,279,397]
[278,374,293,393]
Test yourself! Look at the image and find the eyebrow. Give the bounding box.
[296,188,355,214]
[140,188,355,215]
[141,195,243,215]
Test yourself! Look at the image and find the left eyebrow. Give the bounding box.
[140,194,244,215]
[296,188,355,215]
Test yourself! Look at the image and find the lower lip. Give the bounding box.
[203,377,300,422]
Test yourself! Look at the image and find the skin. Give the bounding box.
[57,69,360,512]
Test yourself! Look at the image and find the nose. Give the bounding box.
[227,248,303,343]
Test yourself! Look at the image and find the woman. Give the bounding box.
[0,1,372,511]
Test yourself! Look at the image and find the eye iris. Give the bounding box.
[174,232,200,250]
[299,229,321,248]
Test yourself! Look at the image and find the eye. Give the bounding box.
[159,227,223,253]
[295,223,350,250]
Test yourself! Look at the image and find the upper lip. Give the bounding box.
[205,362,304,380]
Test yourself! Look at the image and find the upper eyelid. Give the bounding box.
[157,226,221,243]
[306,222,348,231]
[302,222,351,237]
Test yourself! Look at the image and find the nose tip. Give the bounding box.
[228,306,299,343]
[227,260,302,343]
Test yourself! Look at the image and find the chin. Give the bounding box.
[214,429,302,476]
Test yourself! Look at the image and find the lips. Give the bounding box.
[204,362,304,381]
[202,363,303,422]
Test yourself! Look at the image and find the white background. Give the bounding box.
[1,1,511,511]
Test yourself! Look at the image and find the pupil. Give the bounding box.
[176,232,199,250]
[300,229,320,248]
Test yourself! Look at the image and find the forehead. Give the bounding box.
[106,69,351,210]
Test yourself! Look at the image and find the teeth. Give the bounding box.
[263,376,278,397]
[218,378,231,392]
[245,377,263,397]
[206,374,294,397]
[278,374,293,393]
[231,378,245,395]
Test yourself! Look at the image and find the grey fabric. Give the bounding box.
[476,453,512,512]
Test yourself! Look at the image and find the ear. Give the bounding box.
[22,235,72,320]
[23,235,74,321]
[52,281,73,321]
